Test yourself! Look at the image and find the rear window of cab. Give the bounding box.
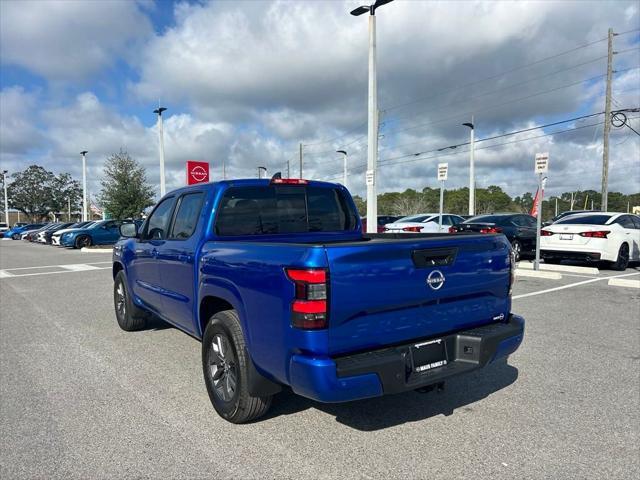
[556,214,612,225]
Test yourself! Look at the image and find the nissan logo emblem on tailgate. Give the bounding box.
[427,270,445,290]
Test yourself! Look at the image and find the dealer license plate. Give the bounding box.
[559,234,574,240]
[411,339,447,372]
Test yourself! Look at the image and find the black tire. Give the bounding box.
[75,235,92,249]
[610,243,630,271]
[11,233,19,240]
[113,270,149,331]
[511,240,522,262]
[202,310,272,424]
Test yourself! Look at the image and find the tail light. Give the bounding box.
[271,178,309,185]
[579,230,610,238]
[448,226,457,233]
[285,268,328,329]
[402,226,423,232]
[479,227,502,234]
[540,229,554,236]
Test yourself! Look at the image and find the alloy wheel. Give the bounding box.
[208,334,237,402]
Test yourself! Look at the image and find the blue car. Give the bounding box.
[60,220,129,248]
[5,223,47,240]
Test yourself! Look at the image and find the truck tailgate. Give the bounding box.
[325,235,512,355]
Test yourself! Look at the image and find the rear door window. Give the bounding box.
[169,192,205,240]
[216,186,357,236]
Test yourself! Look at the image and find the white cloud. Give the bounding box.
[0,0,152,80]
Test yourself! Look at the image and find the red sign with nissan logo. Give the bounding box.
[186,161,210,185]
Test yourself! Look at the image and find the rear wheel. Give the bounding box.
[113,270,149,331]
[510,240,522,262]
[202,310,272,423]
[75,235,92,249]
[610,243,630,271]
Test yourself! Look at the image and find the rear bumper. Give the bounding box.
[541,249,604,262]
[289,314,524,403]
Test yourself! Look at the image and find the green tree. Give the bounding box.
[98,150,155,219]
[6,165,80,220]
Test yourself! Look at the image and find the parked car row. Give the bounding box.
[368,210,640,267]
[4,219,142,248]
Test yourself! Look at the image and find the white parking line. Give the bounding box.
[0,270,14,278]
[3,261,111,271]
[0,267,111,278]
[513,272,640,300]
[60,264,102,272]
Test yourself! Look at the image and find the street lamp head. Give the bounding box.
[350,5,370,16]
[351,0,394,16]
[154,107,167,115]
[80,151,88,156]
[336,150,347,155]
[2,170,7,175]
[462,122,474,129]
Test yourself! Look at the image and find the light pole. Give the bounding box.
[463,119,475,216]
[351,0,394,234]
[336,150,348,189]
[257,166,267,179]
[80,151,88,222]
[154,106,167,197]
[1,170,8,225]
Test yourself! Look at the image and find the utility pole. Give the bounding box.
[337,150,348,190]
[286,159,290,178]
[1,170,8,225]
[80,151,88,222]
[463,118,475,216]
[257,166,266,179]
[299,143,303,178]
[601,27,614,212]
[555,197,558,217]
[68,197,71,222]
[222,158,226,180]
[154,106,167,197]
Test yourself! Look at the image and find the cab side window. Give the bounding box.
[169,193,204,240]
[142,197,176,240]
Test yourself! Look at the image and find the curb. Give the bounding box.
[515,269,562,280]
[518,262,599,275]
[80,247,113,253]
[607,278,640,289]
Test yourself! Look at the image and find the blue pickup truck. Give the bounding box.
[112,178,524,423]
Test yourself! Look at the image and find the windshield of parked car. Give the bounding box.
[555,214,612,225]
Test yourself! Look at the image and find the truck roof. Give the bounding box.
[161,178,345,199]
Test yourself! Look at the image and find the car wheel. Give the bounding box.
[610,243,630,271]
[11,233,19,240]
[75,235,92,249]
[510,240,522,262]
[113,270,149,331]
[202,310,272,424]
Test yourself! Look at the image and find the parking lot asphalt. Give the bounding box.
[1,240,639,479]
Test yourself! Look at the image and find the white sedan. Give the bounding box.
[384,213,465,233]
[540,212,640,270]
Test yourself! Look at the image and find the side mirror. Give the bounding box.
[120,223,138,238]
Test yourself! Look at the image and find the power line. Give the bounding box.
[382,36,610,113]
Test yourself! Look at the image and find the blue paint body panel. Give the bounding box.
[113,179,524,403]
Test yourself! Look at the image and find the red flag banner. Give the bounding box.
[530,187,544,217]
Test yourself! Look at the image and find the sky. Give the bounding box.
[1,0,639,203]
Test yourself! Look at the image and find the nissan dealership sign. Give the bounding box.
[186,161,210,185]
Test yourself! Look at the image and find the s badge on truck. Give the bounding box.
[426,270,445,290]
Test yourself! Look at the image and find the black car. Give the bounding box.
[452,213,537,261]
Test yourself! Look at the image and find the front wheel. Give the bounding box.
[75,235,92,249]
[113,271,149,331]
[610,243,630,271]
[202,310,272,424]
[11,233,20,240]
